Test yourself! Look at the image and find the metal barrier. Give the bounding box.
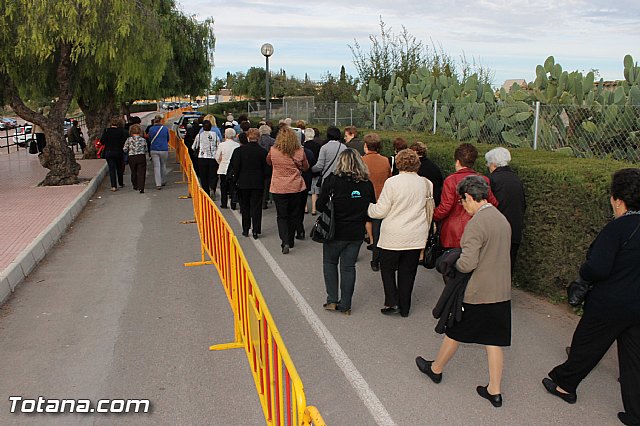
[168,127,325,426]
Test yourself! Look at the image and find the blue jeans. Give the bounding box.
[323,240,362,311]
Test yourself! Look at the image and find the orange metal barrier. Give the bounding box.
[168,124,326,426]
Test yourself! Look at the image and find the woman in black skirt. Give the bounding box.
[415,175,512,407]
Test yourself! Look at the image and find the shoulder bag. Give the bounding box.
[311,184,336,243]
[316,144,341,188]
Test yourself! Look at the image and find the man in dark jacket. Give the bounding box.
[410,141,444,206]
[485,147,526,273]
[231,128,269,239]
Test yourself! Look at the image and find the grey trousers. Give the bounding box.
[150,150,168,187]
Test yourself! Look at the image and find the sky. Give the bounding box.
[178,0,640,89]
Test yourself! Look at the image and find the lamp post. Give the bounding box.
[261,43,274,120]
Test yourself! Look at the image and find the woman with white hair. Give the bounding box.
[485,147,526,273]
[215,128,240,209]
[258,125,275,209]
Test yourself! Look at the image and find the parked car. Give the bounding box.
[0,117,18,130]
[13,124,34,147]
[173,112,205,139]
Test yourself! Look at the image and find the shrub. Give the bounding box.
[370,129,629,300]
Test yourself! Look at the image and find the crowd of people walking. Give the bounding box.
[103,110,637,425]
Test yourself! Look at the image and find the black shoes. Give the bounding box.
[476,385,502,407]
[542,378,577,404]
[366,244,374,251]
[370,262,380,272]
[281,244,290,254]
[415,357,442,384]
[295,230,305,240]
[231,203,237,210]
[380,306,400,315]
[241,231,249,237]
[252,232,259,240]
[618,412,640,426]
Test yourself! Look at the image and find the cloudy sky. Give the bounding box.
[179,0,639,88]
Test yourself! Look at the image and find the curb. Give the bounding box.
[0,163,108,305]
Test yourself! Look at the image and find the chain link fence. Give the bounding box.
[247,100,373,128]
[247,98,640,162]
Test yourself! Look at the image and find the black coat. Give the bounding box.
[231,143,269,190]
[100,127,129,154]
[432,249,472,334]
[489,166,526,244]
[418,157,444,206]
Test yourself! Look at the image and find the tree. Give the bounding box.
[76,0,173,158]
[349,17,493,90]
[317,69,358,102]
[0,0,148,185]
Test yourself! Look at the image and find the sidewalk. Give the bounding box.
[0,149,106,303]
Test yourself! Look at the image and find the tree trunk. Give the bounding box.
[39,128,81,185]
[78,95,117,159]
[4,44,81,186]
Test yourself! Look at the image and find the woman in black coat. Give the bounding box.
[231,128,269,239]
[100,116,129,191]
[542,168,640,426]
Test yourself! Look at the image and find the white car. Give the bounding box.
[13,124,34,147]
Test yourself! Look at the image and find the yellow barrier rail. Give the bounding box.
[169,127,326,426]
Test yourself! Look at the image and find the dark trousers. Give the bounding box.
[296,193,309,237]
[510,242,520,274]
[263,177,272,207]
[35,133,46,153]
[323,240,362,311]
[272,191,306,247]
[238,188,264,234]
[549,312,640,421]
[219,174,237,207]
[379,248,421,315]
[198,158,218,197]
[371,219,382,266]
[105,151,124,188]
[128,154,146,190]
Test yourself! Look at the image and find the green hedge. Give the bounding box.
[201,101,250,116]
[369,130,630,300]
[129,103,158,113]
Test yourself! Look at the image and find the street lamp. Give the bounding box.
[261,43,274,120]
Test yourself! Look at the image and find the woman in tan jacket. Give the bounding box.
[266,128,309,254]
[415,175,512,408]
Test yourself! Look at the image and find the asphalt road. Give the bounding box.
[0,152,623,426]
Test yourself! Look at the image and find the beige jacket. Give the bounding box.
[368,172,435,250]
[456,204,512,304]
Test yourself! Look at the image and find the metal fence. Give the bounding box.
[0,125,33,154]
[247,101,373,128]
[246,98,640,162]
[0,115,87,155]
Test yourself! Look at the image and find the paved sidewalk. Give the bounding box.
[0,148,106,303]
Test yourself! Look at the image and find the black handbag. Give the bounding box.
[310,193,335,243]
[423,222,442,269]
[567,220,640,307]
[567,277,593,307]
[28,140,38,154]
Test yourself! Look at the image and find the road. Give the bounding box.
[0,151,623,425]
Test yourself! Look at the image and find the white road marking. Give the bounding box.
[231,211,396,426]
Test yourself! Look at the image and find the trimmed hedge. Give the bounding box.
[129,103,158,113]
[369,129,630,299]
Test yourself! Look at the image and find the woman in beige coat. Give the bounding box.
[415,175,512,408]
[367,149,435,317]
